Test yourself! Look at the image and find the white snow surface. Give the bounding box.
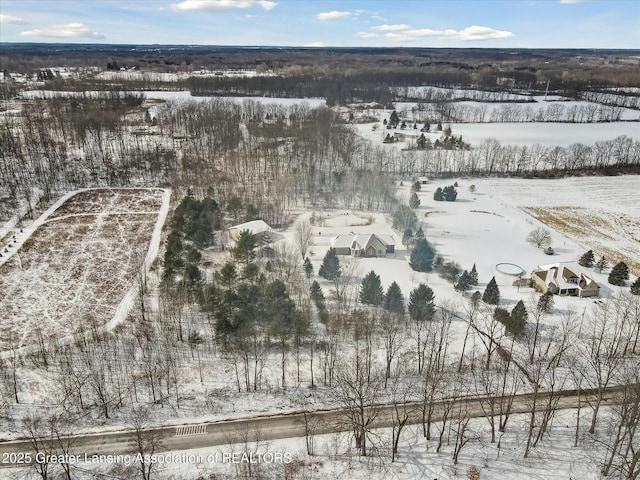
[448,122,640,147]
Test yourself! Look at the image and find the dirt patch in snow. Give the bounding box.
[0,189,166,351]
[524,206,640,274]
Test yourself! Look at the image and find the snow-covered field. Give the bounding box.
[355,119,639,148]
[20,89,326,107]
[393,85,533,102]
[481,176,640,272]
[0,188,168,351]
[303,176,637,321]
[446,122,640,147]
[393,97,640,122]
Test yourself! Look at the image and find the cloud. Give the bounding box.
[19,22,105,39]
[385,32,419,42]
[372,24,411,31]
[256,1,277,10]
[172,0,276,11]
[0,14,27,25]
[444,25,514,41]
[316,11,352,21]
[355,32,379,38]
[304,42,324,47]
[384,25,514,42]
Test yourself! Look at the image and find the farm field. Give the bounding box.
[355,117,640,148]
[445,121,640,147]
[476,176,640,273]
[0,188,169,352]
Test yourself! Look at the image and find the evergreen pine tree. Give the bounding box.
[443,185,458,201]
[509,300,528,337]
[482,276,500,305]
[408,284,436,321]
[454,270,472,295]
[183,263,202,289]
[360,270,384,305]
[415,226,425,239]
[216,262,237,288]
[433,187,444,201]
[608,261,629,286]
[409,192,421,209]
[163,230,184,281]
[226,196,244,222]
[389,110,400,126]
[537,291,554,314]
[469,263,479,286]
[493,307,510,330]
[303,256,313,279]
[594,256,608,273]
[319,249,341,281]
[402,228,414,246]
[232,229,257,265]
[409,238,436,272]
[411,181,422,192]
[471,290,482,308]
[242,262,259,281]
[578,249,595,267]
[310,280,324,304]
[384,281,405,315]
[417,133,428,149]
[631,277,640,295]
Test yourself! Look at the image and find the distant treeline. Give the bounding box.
[187,70,478,106]
[186,69,636,106]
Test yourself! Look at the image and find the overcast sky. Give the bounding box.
[0,0,638,48]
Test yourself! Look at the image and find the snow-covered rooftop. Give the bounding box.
[331,233,395,249]
[228,219,271,235]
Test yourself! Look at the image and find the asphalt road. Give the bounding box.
[0,384,627,471]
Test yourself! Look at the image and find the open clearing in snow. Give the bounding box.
[524,206,640,273]
[0,188,167,351]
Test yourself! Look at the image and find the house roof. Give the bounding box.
[228,219,271,235]
[533,262,599,291]
[331,233,394,250]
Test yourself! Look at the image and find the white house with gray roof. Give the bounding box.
[531,262,600,297]
[330,234,395,257]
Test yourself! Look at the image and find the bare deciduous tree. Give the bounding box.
[294,219,314,259]
[600,364,640,478]
[130,405,164,480]
[526,227,552,249]
[331,353,383,456]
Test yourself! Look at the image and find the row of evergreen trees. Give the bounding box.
[163,194,221,285]
[579,249,638,293]
[358,270,437,321]
[433,185,458,201]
